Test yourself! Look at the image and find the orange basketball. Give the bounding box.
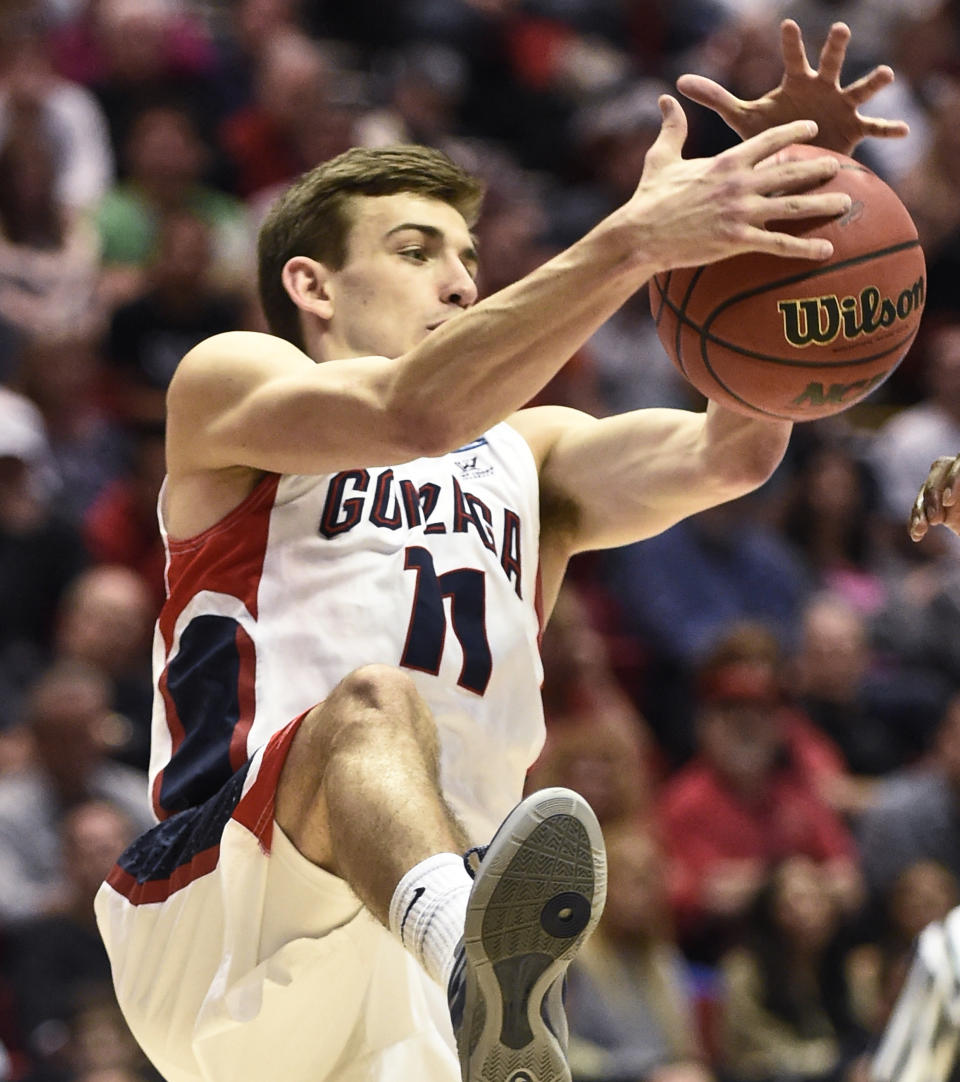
[649,145,926,421]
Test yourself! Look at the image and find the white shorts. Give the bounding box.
[95,716,460,1082]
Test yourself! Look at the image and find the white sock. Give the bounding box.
[388,852,472,989]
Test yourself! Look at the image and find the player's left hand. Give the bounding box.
[677,20,909,157]
[909,454,960,541]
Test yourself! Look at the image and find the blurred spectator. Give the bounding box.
[896,77,960,317]
[870,320,960,537]
[218,30,340,200]
[785,592,950,777]
[776,442,889,617]
[604,497,812,762]
[95,103,252,306]
[212,0,307,116]
[0,388,87,709]
[851,858,960,1052]
[716,855,870,1082]
[693,622,865,819]
[15,333,128,526]
[554,79,670,246]
[583,285,696,415]
[0,112,103,359]
[358,41,469,153]
[83,424,167,608]
[855,691,960,906]
[538,583,644,724]
[527,713,654,832]
[24,985,161,1082]
[4,800,134,1079]
[0,9,114,213]
[105,209,248,425]
[566,821,715,1082]
[53,566,156,771]
[872,543,960,693]
[50,0,224,164]
[659,655,861,961]
[0,659,153,926]
[607,498,811,671]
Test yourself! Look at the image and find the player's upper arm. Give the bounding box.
[511,403,788,556]
[166,331,441,477]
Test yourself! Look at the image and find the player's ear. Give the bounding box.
[282,256,334,321]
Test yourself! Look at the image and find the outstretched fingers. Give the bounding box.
[780,18,815,78]
[674,73,743,117]
[844,65,895,106]
[813,21,852,85]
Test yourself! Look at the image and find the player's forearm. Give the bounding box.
[386,208,655,451]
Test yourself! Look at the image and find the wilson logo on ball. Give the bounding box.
[777,276,925,348]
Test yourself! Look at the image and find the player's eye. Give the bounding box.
[400,247,428,262]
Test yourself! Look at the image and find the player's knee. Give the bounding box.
[303,664,434,752]
[335,663,419,715]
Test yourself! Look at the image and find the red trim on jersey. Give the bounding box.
[230,621,258,772]
[231,710,308,851]
[154,475,281,819]
[106,845,222,906]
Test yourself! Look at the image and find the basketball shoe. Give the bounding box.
[447,787,607,1082]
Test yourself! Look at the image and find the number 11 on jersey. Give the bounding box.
[400,546,492,695]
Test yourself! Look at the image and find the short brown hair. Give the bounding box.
[257,145,486,349]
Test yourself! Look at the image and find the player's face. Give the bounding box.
[323,192,479,360]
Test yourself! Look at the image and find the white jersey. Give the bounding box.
[148,422,544,842]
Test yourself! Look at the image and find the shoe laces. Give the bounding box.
[462,845,487,879]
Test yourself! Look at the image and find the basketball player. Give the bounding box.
[867,457,960,1082]
[94,20,908,1082]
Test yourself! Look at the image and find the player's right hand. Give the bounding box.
[626,98,851,272]
[909,455,960,541]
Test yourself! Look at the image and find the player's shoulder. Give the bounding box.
[174,330,310,383]
[168,331,313,413]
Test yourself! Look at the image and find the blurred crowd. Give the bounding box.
[2,0,960,1079]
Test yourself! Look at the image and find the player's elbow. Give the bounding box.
[709,421,792,494]
[384,394,478,459]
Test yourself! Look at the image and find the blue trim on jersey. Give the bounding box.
[160,614,245,814]
[452,437,488,453]
[118,760,251,884]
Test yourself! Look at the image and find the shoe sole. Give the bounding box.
[458,787,607,1082]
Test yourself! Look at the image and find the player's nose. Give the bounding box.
[441,258,478,308]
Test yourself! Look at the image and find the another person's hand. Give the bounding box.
[677,20,909,157]
[909,454,960,541]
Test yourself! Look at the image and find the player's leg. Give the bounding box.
[273,662,609,1082]
[275,662,470,922]
[275,663,475,990]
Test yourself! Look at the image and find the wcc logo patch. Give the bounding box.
[454,452,494,480]
[453,437,494,480]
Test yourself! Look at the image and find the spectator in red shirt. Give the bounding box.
[659,656,863,962]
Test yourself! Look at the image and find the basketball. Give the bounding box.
[649,145,926,421]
